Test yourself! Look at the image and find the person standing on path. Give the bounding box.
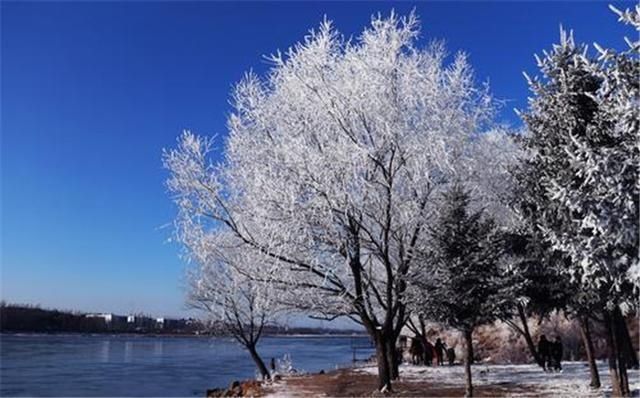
[551,336,563,371]
[538,335,551,371]
[435,338,445,366]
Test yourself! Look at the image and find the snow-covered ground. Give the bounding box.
[355,361,640,397]
[264,361,639,397]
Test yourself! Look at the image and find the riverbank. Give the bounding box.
[262,361,640,397]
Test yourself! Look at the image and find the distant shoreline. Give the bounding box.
[0,331,369,338]
[1,304,368,337]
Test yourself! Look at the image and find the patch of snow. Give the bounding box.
[263,378,295,398]
[354,361,640,397]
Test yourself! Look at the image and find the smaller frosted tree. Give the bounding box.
[413,185,511,398]
[183,231,283,380]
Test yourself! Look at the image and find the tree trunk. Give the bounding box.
[374,331,392,392]
[247,343,270,380]
[419,335,431,366]
[517,304,543,368]
[385,337,400,380]
[617,313,639,369]
[614,308,631,396]
[604,308,630,397]
[466,330,475,366]
[419,317,431,366]
[464,328,474,397]
[579,316,600,388]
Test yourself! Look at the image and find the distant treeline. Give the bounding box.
[0,303,365,336]
[1,303,108,333]
[0,303,202,334]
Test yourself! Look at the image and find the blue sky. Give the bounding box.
[1,1,633,319]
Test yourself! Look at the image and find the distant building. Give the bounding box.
[155,317,186,331]
[126,315,155,331]
[84,313,192,333]
[85,313,127,329]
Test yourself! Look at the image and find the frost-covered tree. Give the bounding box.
[503,229,606,385]
[412,185,512,397]
[405,128,521,366]
[163,12,510,391]
[178,225,283,379]
[519,6,639,395]
[501,231,571,366]
[448,126,558,372]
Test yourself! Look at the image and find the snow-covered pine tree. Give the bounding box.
[503,226,605,385]
[519,7,639,394]
[501,230,574,368]
[413,185,512,397]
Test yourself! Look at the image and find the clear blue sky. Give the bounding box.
[1,1,633,318]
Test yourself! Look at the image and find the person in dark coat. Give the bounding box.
[446,347,456,365]
[435,338,445,366]
[538,335,551,371]
[551,336,563,371]
[423,339,434,366]
[410,337,424,365]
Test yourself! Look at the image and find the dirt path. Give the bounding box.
[264,368,536,397]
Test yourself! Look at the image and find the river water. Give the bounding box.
[0,333,374,396]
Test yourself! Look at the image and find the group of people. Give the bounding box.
[407,333,563,370]
[538,335,563,372]
[409,336,455,366]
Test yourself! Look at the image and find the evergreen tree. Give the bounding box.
[504,228,604,385]
[502,230,573,368]
[414,185,511,397]
[519,8,639,394]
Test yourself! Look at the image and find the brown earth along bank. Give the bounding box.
[207,379,268,397]
[262,368,539,397]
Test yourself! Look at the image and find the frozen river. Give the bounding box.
[0,333,373,396]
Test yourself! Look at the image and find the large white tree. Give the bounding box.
[164,12,512,390]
